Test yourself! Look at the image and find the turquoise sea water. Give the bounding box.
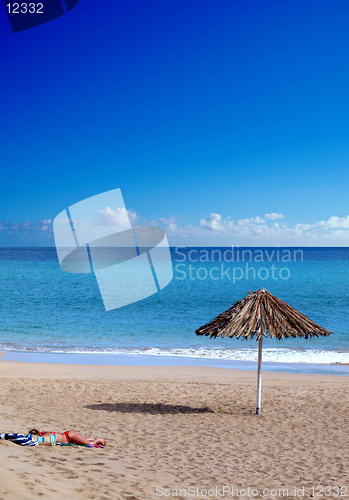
[0,247,348,367]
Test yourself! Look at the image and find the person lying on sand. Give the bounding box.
[28,429,107,446]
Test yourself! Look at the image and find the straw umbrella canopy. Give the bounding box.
[195,289,333,414]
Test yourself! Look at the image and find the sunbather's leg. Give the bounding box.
[66,431,93,445]
[66,431,106,446]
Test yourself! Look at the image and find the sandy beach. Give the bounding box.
[0,357,348,500]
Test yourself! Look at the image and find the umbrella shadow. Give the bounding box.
[85,402,214,415]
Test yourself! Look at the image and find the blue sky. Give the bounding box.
[1,0,349,246]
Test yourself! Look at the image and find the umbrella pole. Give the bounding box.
[256,334,263,415]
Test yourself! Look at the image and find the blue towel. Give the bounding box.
[0,433,38,446]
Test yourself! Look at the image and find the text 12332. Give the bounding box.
[6,3,43,13]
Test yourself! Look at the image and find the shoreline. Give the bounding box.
[1,352,349,383]
[1,350,349,376]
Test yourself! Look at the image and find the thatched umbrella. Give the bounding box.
[196,289,333,415]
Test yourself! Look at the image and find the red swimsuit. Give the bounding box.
[64,431,71,443]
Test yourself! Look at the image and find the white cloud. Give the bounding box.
[265,213,284,220]
[316,216,349,229]
[0,219,54,237]
[237,216,265,225]
[295,223,313,231]
[54,217,69,227]
[4,210,349,246]
[200,213,224,231]
[156,214,282,239]
[153,211,349,244]
[158,216,178,232]
[96,206,139,229]
[41,219,52,231]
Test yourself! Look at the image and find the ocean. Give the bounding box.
[0,247,348,371]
